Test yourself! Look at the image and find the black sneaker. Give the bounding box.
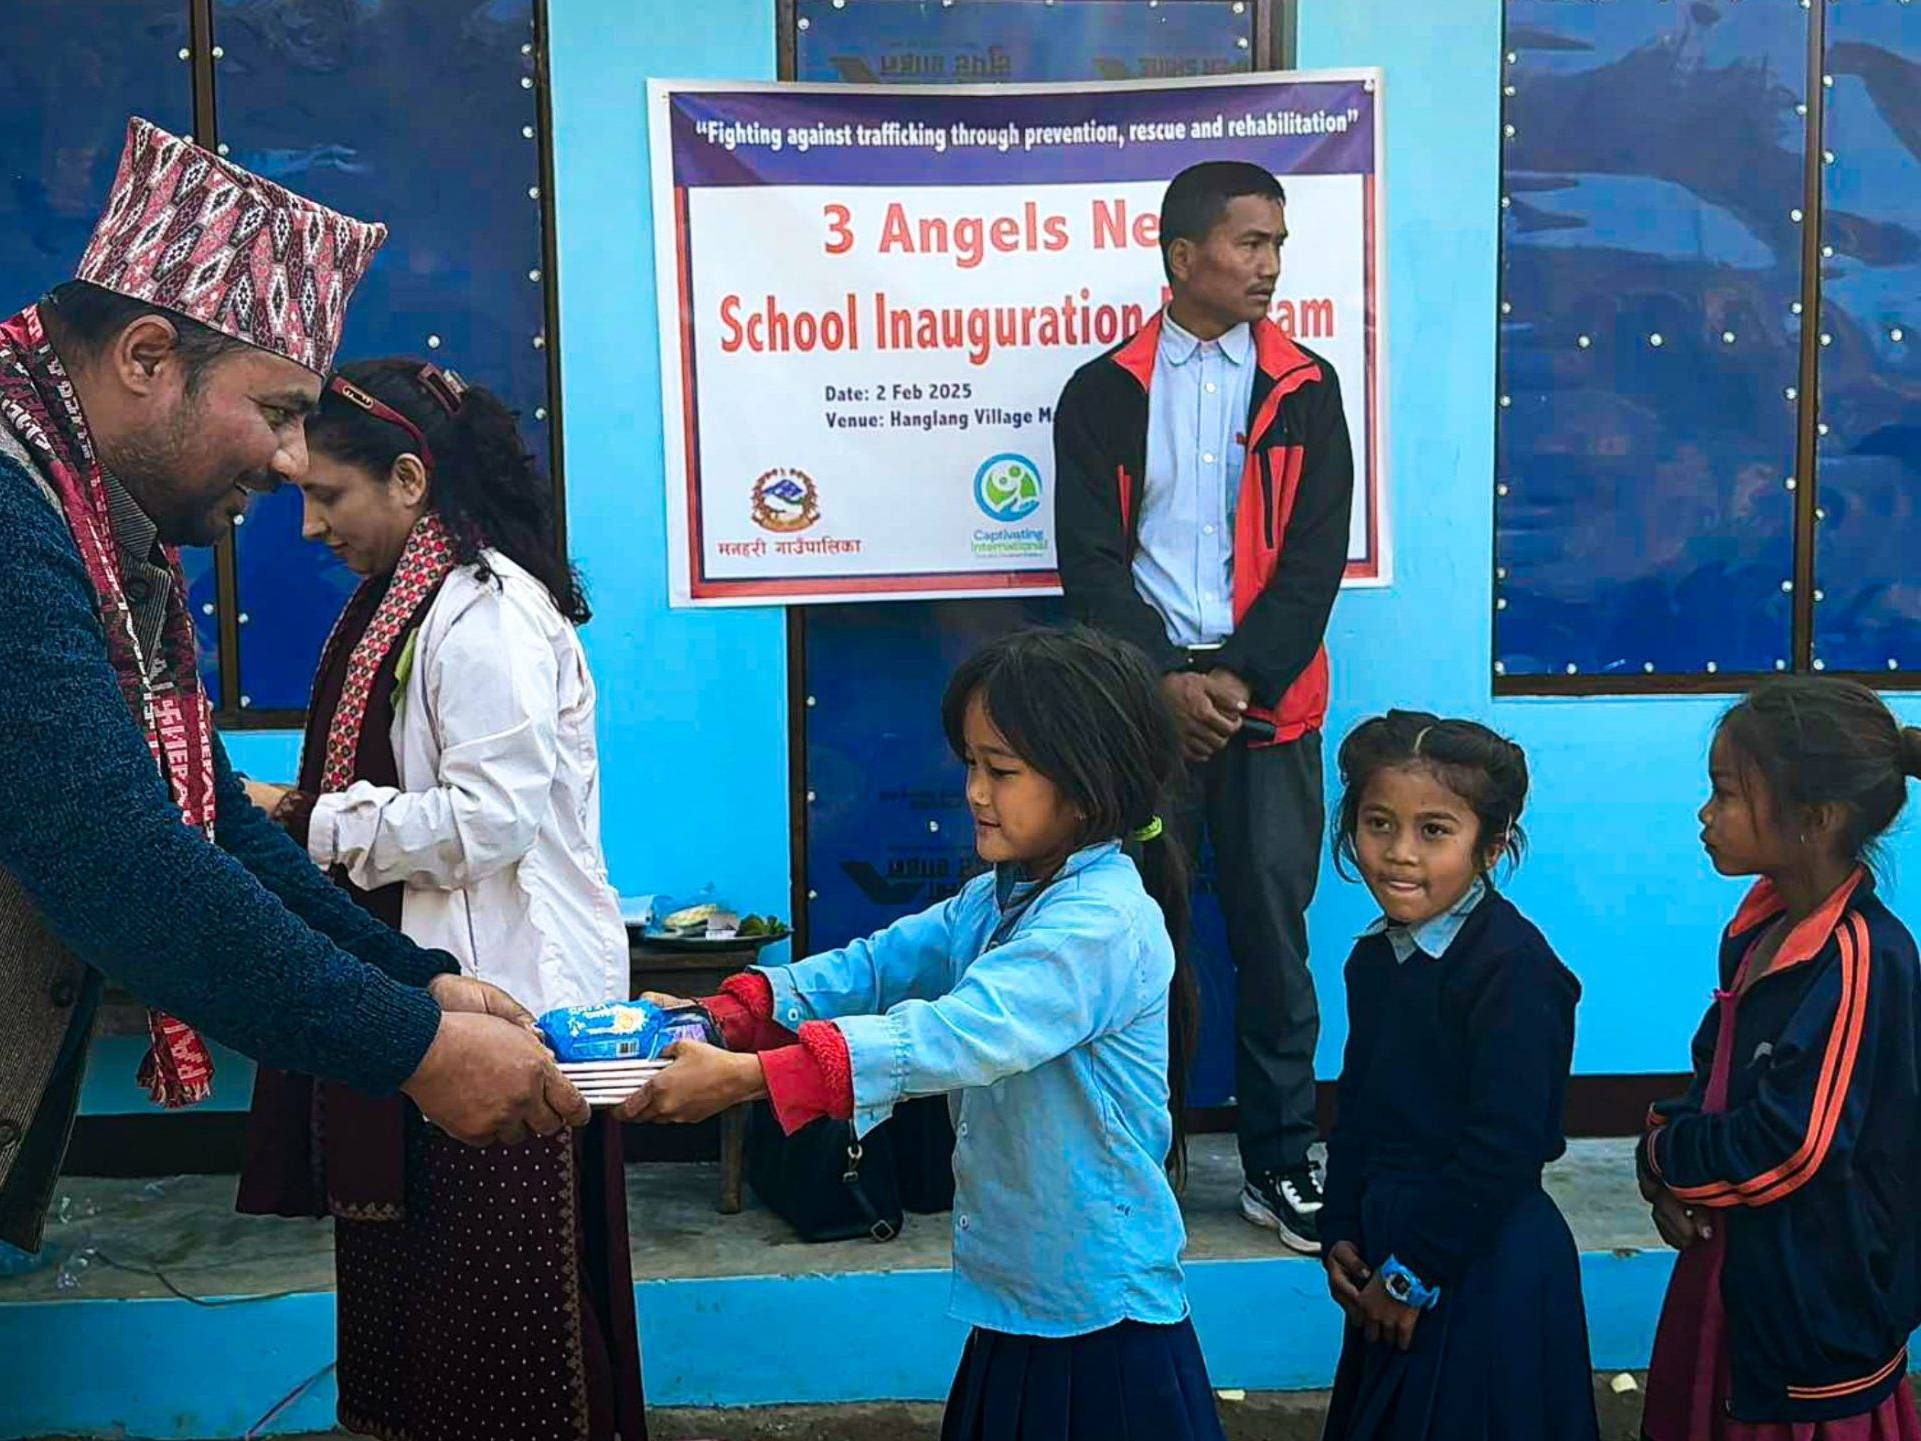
[1240,1166,1323,1254]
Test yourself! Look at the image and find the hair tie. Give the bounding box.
[1132,817,1164,843]
[1413,725,1433,754]
[416,363,467,416]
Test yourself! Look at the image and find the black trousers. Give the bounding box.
[1170,729,1322,1177]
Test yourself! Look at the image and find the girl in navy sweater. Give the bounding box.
[1319,712,1598,1441]
[1640,679,1921,1440]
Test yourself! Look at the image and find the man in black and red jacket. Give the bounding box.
[1053,161,1354,1252]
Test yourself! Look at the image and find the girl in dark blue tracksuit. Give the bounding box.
[1640,679,1921,1440]
[1318,712,1598,1441]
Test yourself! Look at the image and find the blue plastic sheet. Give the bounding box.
[0,3,191,305]
[213,0,552,710]
[796,0,1254,85]
[1496,0,1806,678]
[1813,0,1919,674]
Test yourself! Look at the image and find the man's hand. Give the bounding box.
[1324,1240,1370,1325]
[1355,1271,1423,1351]
[429,973,538,1030]
[1650,1188,1713,1251]
[1203,668,1253,716]
[401,1010,588,1146]
[615,1041,765,1125]
[243,779,292,813]
[1161,672,1242,763]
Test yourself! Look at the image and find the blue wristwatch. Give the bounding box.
[1379,1256,1441,1311]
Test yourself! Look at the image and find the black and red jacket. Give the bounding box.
[1052,312,1354,744]
[1640,870,1921,1423]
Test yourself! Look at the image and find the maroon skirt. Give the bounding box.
[333,1108,646,1441]
[1643,1227,1919,1441]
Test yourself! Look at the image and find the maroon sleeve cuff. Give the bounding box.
[701,992,760,1052]
[761,1022,854,1134]
[719,970,775,1019]
[703,973,799,1053]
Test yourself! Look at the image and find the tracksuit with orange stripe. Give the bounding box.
[1639,869,1921,1424]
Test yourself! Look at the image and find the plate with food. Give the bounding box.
[640,901,791,953]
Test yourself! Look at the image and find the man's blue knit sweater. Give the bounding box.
[0,449,450,1094]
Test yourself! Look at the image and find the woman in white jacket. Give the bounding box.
[237,359,644,1441]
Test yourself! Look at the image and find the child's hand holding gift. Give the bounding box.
[616,1040,766,1124]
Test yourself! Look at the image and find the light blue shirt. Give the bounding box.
[1132,312,1257,648]
[757,841,1188,1337]
[1361,878,1489,965]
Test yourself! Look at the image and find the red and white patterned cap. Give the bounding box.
[75,117,386,375]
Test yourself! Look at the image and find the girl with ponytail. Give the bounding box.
[1640,679,1921,1440]
[624,625,1228,1441]
[235,359,642,1441]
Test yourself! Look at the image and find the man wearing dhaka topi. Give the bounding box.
[0,117,585,1254]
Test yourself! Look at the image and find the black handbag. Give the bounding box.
[890,1094,957,1215]
[747,1102,903,1243]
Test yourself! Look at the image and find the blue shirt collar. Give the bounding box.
[1361,878,1488,964]
[993,839,1119,914]
[1159,310,1253,369]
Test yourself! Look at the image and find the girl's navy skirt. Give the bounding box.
[1322,1180,1599,1441]
[941,1315,1227,1441]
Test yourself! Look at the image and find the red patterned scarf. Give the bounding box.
[0,305,216,1106]
[237,511,455,1223]
[311,511,456,791]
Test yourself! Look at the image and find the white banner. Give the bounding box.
[652,72,1387,606]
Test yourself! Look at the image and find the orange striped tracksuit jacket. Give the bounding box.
[1639,869,1921,1423]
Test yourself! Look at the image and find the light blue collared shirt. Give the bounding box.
[757,841,1188,1338]
[1132,312,1256,648]
[1361,879,1489,965]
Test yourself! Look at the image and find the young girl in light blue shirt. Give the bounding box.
[629,624,1227,1441]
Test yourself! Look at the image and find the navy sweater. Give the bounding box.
[0,452,451,1096]
[1319,889,1581,1287]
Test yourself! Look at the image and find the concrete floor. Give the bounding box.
[129,1377,1656,1441]
[0,1135,1658,1303]
[6,1138,1666,1439]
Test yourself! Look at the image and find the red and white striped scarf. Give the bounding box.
[309,511,457,795]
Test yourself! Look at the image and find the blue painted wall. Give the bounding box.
[543,0,791,926]
[85,0,1921,1118]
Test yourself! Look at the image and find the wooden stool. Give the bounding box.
[627,937,761,1215]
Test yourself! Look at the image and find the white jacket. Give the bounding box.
[306,550,627,1016]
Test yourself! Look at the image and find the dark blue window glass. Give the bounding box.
[1812,0,1919,674]
[1497,0,1805,678]
[214,0,551,710]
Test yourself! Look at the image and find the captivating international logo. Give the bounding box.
[973,453,1043,522]
[751,468,821,533]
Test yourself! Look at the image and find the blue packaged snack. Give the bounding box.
[536,1000,667,1063]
